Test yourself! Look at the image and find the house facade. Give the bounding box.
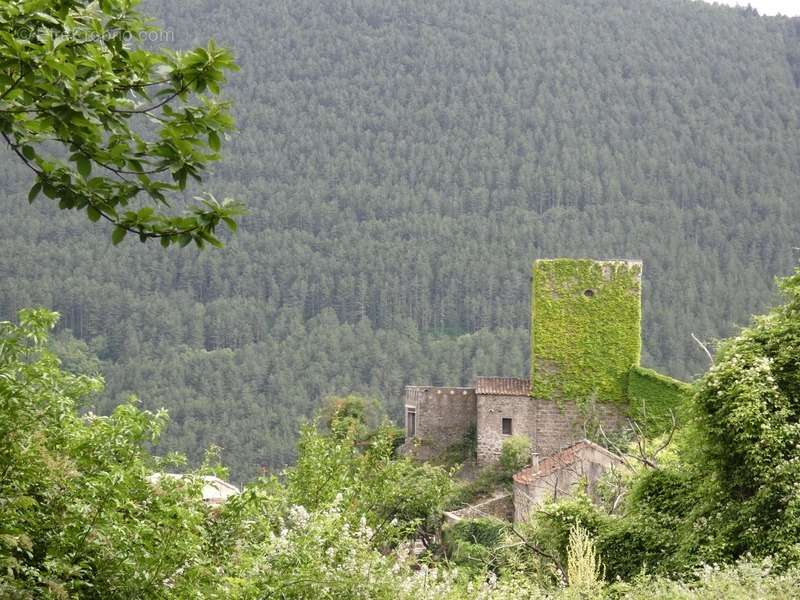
[512,439,624,522]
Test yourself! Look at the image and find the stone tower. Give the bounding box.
[530,258,642,405]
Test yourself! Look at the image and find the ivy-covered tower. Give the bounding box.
[402,257,688,466]
[531,259,642,405]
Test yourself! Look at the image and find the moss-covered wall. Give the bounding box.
[627,366,692,434]
[531,259,642,405]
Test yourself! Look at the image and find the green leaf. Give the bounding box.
[87,206,101,222]
[111,226,127,245]
[77,155,92,178]
[208,131,221,151]
[27,182,41,204]
[21,146,35,161]
[42,183,58,199]
[222,216,237,233]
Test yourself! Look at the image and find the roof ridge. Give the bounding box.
[474,376,531,396]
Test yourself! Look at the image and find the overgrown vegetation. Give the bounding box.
[499,435,532,478]
[627,366,692,434]
[445,436,529,511]
[4,266,800,596]
[532,259,642,405]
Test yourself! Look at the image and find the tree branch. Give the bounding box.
[691,332,714,365]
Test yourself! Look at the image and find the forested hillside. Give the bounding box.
[1,0,799,480]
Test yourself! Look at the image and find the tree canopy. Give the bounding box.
[0,0,244,247]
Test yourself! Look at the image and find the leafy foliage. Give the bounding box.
[443,517,507,571]
[627,366,692,434]
[0,310,215,597]
[532,260,642,405]
[522,494,607,571]
[0,0,244,246]
[285,415,452,548]
[318,393,387,441]
[499,435,531,478]
[688,268,800,565]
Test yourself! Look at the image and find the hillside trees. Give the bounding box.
[1,0,799,479]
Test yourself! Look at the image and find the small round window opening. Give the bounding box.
[584,289,595,298]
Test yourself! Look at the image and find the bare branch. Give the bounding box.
[691,332,714,365]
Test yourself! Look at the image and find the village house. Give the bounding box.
[512,439,624,522]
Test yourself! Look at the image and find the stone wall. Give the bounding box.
[532,398,625,456]
[476,393,534,465]
[443,493,514,524]
[475,393,625,466]
[400,386,476,460]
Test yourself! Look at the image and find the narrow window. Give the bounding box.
[502,417,513,435]
[407,408,416,438]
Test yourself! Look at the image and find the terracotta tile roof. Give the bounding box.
[512,439,622,485]
[474,377,530,396]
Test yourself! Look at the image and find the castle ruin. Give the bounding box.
[401,258,687,465]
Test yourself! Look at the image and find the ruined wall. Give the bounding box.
[628,365,692,434]
[531,259,642,405]
[476,393,624,466]
[444,493,514,524]
[532,397,625,456]
[476,393,534,465]
[401,386,476,460]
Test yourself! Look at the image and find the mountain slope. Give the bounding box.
[1,0,799,479]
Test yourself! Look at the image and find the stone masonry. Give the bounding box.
[401,386,476,460]
[474,381,625,465]
[400,258,681,469]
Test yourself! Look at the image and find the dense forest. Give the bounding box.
[1,0,799,481]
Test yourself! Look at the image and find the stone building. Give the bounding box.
[512,439,624,523]
[401,258,687,466]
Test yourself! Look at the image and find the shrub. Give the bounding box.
[685,268,800,566]
[525,494,608,570]
[443,517,507,570]
[499,435,531,477]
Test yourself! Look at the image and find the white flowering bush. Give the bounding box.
[239,503,467,599]
[689,269,800,565]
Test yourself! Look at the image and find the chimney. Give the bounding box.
[531,451,540,473]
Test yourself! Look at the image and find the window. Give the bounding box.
[501,417,512,435]
[406,408,416,438]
